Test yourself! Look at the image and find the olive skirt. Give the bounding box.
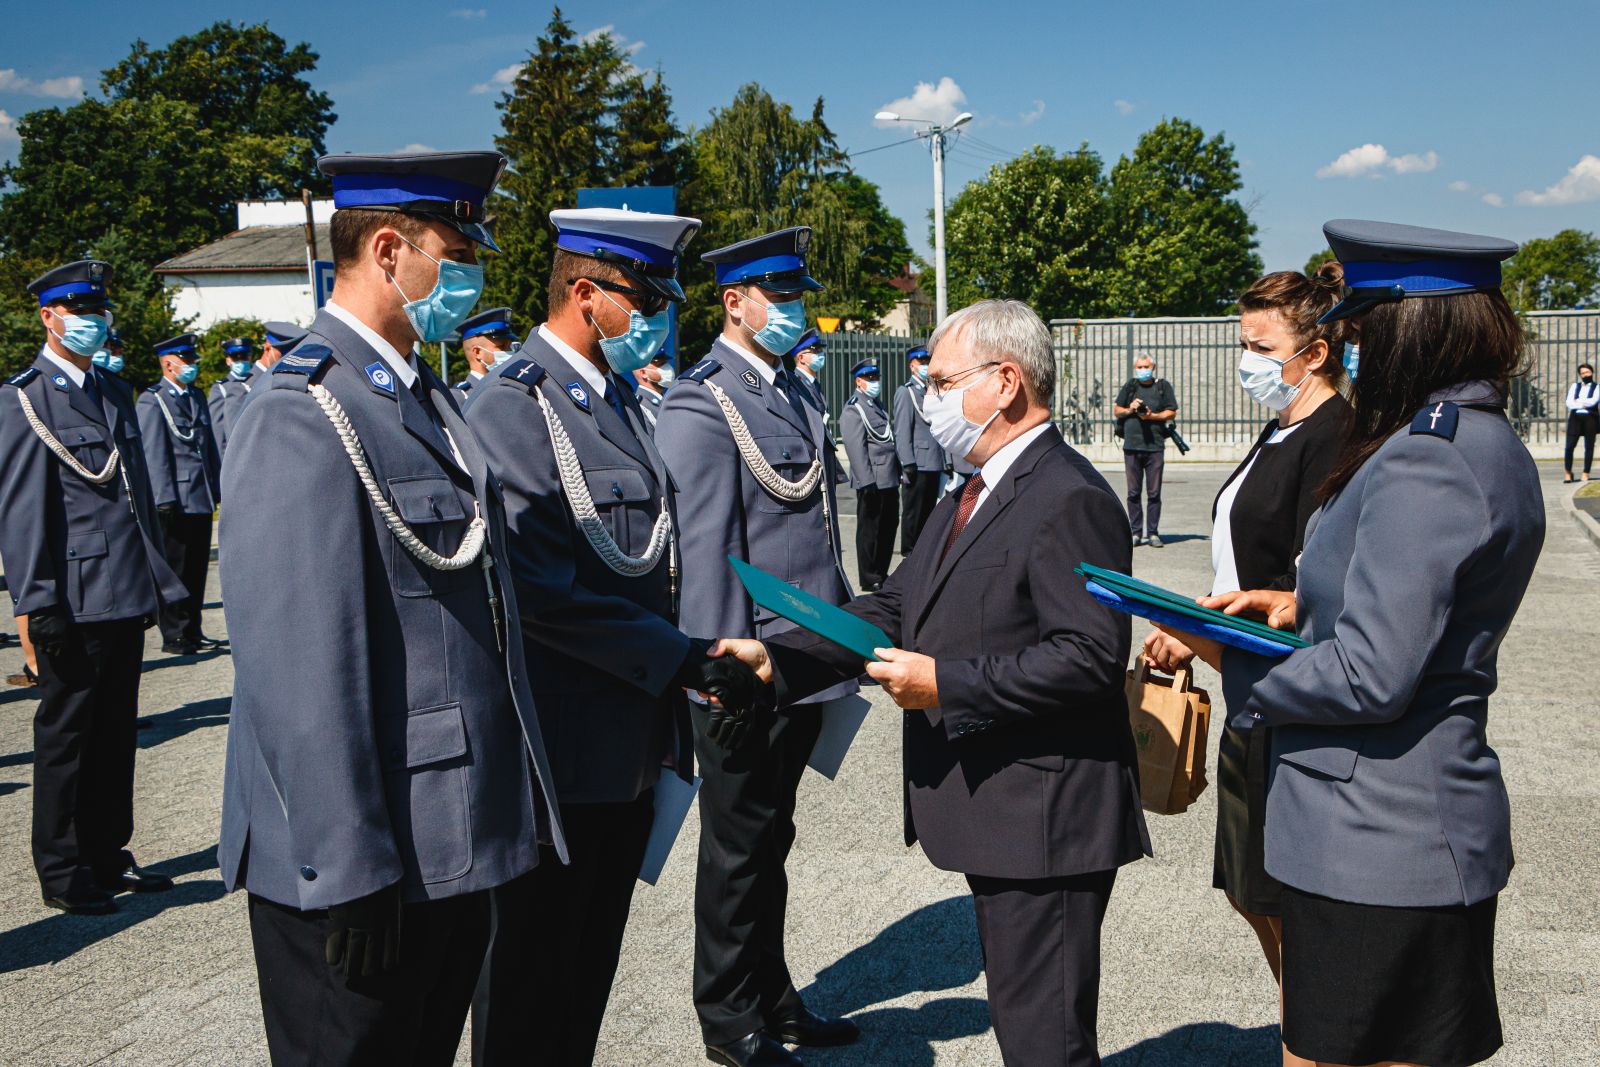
[1212,722,1282,915]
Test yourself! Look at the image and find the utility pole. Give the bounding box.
[874,109,973,326]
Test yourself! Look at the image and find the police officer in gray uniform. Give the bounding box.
[209,335,255,459]
[841,359,900,591]
[229,321,306,426]
[1172,220,1546,1067]
[218,150,567,1065]
[453,305,520,411]
[787,329,828,415]
[0,260,186,914]
[655,227,861,1067]
[468,206,756,1065]
[894,344,948,553]
[137,334,223,654]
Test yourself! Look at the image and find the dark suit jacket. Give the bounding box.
[768,426,1151,880]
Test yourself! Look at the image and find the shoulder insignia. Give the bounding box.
[739,369,761,392]
[50,373,69,391]
[453,380,470,392]
[564,381,591,412]
[681,357,720,384]
[274,344,333,376]
[1410,400,1459,441]
[4,367,39,389]
[497,358,547,388]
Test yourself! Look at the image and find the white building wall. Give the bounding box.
[236,199,335,228]
[164,272,316,332]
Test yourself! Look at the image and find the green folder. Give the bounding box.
[1074,562,1310,650]
[728,556,891,661]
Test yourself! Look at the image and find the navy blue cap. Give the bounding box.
[907,345,930,362]
[460,306,519,341]
[28,259,113,309]
[852,361,879,378]
[223,337,254,356]
[155,334,199,358]
[318,151,506,252]
[262,322,307,350]
[702,227,823,293]
[789,329,825,357]
[1320,219,1519,324]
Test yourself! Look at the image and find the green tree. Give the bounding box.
[611,69,691,189]
[942,145,1110,319]
[196,316,266,393]
[1102,118,1261,316]
[1502,229,1600,311]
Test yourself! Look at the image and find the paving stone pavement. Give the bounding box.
[0,461,1595,1066]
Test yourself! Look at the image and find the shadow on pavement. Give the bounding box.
[0,781,28,796]
[137,696,231,749]
[1134,532,1209,546]
[1104,1021,1281,1066]
[0,844,223,973]
[141,646,231,674]
[804,996,991,1067]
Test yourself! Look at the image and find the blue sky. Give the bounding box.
[4,0,1599,275]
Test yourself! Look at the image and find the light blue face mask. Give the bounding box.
[594,290,671,374]
[489,341,519,369]
[744,293,807,356]
[915,363,930,381]
[175,362,200,385]
[50,309,110,357]
[92,349,125,374]
[392,235,484,343]
[1135,367,1154,383]
[229,360,254,379]
[863,381,882,401]
[1342,342,1360,383]
[808,351,826,372]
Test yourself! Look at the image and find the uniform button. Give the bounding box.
[782,450,792,460]
[300,866,317,881]
[611,483,623,498]
[67,548,76,558]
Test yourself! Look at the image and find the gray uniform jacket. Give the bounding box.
[1223,381,1544,908]
[217,309,566,911]
[137,382,221,514]
[893,379,948,473]
[0,355,185,621]
[227,362,271,424]
[453,373,484,414]
[841,393,900,491]
[793,369,848,486]
[466,337,693,805]
[635,384,664,431]
[208,377,249,459]
[655,339,857,706]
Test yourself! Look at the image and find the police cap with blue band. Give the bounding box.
[702,226,824,294]
[1319,219,1519,324]
[550,207,701,305]
[155,333,200,358]
[318,150,507,252]
[459,306,519,341]
[28,259,113,309]
[788,329,825,357]
[852,361,879,379]
[263,322,307,351]
[907,344,930,363]
[223,337,254,357]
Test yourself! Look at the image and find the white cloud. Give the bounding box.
[0,69,86,99]
[1515,154,1600,206]
[1017,100,1046,126]
[0,109,16,142]
[1113,99,1136,116]
[1316,143,1439,179]
[401,143,437,152]
[876,77,968,127]
[1448,180,1471,193]
[1482,192,1505,207]
[470,63,520,94]
[449,7,487,17]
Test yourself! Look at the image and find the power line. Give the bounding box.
[844,134,925,160]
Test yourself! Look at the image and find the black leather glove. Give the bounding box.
[324,885,401,978]
[900,467,913,486]
[27,608,70,658]
[705,700,755,750]
[676,639,761,750]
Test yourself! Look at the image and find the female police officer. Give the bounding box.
[1163,220,1544,1067]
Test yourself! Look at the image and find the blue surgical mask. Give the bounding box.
[594,290,672,373]
[229,360,254,379]
[863,381,882,401]
[1342,342,1360,383]
[490,342,517,369]
[808,352,825,372]
[1135,367,1154,383]
[50,309,110,357]
[744,294,807,355]
[176,362,200,385]
[92,349,124,374]
[392,235,484,343]
[915,364,930,381]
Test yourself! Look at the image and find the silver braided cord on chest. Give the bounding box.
[854,401,894,443]
[15,390,121,485]
[154,392,197,442]
[536,388,672,577]
[308,383,487,571]
[705,380,823,502]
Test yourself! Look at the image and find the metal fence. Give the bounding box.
[801,311,1600,459]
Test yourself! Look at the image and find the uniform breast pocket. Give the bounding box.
[59,424,111,470]
[64,529,111,618]
[752,434,816,513]
[386,475,472,598]
[581,467,654,555]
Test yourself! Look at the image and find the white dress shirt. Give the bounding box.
[40,346,86,388]
[538,324,612,398]
[969,422,1053,519]
[722,333,791,400]
[1567,380,1599,413]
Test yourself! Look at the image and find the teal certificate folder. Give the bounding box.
[728,556,891,661]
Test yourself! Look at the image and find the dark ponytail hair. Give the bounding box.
[1320,289,1526,499]
[1238,262,1349,385]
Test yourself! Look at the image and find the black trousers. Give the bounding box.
[900,469,943,553]
[473,794,655,1067]
[248,889,490,1067]
[966,869,1118,1067]
[32,617,145,898]
[692,702,821,1045]
[854,485,899,588]
[1123,450,1165,537]
[157,510,212,643]
[1566,413,1597,474]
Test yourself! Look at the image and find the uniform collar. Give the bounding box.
[468,369,486,381]
[1426,379,1505,408]
[721,333,779,386]
[39,346,86,388]
[325,301,418,389]
[538,323,609,397]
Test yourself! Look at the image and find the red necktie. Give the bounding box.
[939,472,986,564]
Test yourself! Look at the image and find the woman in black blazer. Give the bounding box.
[1564,362,1598,483]
[1144,264,1350,1067]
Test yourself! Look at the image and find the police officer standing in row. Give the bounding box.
[453,306,520,409]
[0,260,187,914]
[787,329,828,415]
[92,329,131,399]
[209,335,256,459]
[137,334,224,654]
[468,206,755,1065]
[656,226,861,1067]
[229,320,307,425]
[217,150,569,1065]
[893,344,948,553]
[841,360,900,591]
[632,349,675,429]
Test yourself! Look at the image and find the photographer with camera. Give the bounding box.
[1114,354,1178,546]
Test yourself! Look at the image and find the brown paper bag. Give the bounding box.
[1124,661,1212,815]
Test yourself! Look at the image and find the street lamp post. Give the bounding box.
[874,109,972,325]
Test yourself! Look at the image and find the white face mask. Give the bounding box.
[923,367,1000,462]
[1238,343,1312,412]
[654,362,676,386]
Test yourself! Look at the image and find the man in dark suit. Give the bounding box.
[715,298,1150,1067]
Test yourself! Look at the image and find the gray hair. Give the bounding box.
[927,298,1055,410]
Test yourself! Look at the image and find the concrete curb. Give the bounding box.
[1560,484,1600,552]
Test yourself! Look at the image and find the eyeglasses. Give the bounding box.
[568,277,668,318]
[928,361,1000,398]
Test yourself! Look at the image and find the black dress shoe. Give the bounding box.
[195,634,229,648]
[705,1031,804,1067]
[767,1007,860,1047]
[161,640,198,655]
[43,889,118,915]
[99,862,175,894]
